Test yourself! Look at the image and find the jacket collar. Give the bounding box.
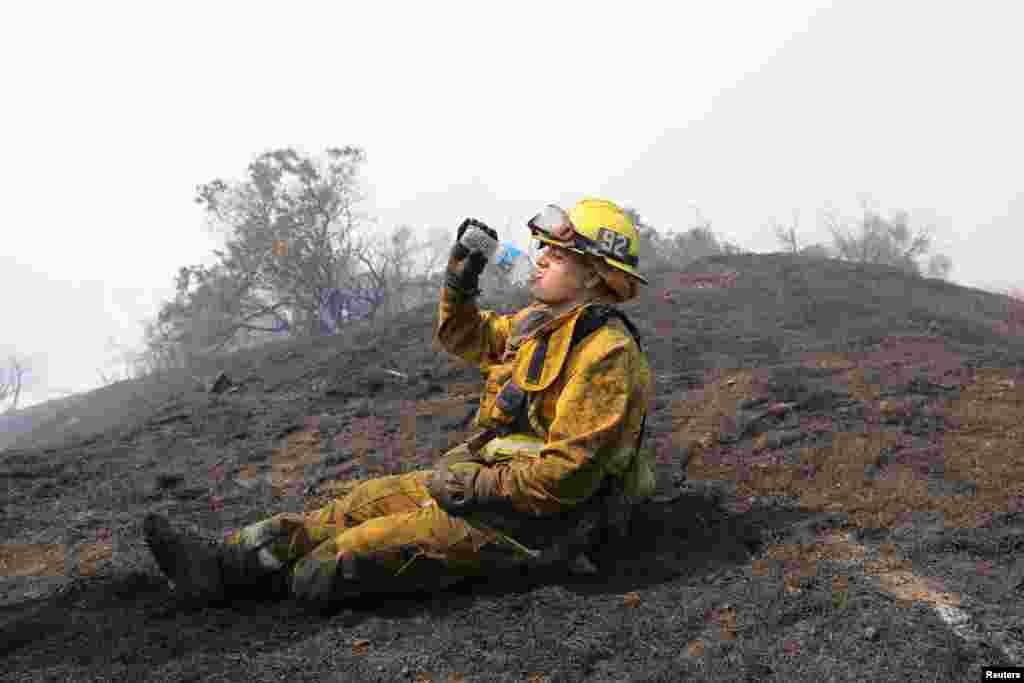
[505,292,618,360]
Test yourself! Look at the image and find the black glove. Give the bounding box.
[426,441,508,517]
[457,217,497,243]
[445,218,499,298]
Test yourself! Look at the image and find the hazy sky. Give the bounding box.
[3,1,1022,410]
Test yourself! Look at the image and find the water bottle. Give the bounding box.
[492,242,533,285]
[493,242,521,268]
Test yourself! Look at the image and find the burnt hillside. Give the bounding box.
[2,252,1023,682]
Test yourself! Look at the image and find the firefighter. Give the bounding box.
[144,198,654,612]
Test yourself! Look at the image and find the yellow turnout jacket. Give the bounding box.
[433,286,656,518]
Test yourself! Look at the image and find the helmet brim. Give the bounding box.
[531,233,649,285]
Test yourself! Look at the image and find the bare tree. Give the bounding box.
[410,225,455,305]
[672,224,745,263]
[136,315,195,376]
[0,356,29,413]
[769,209,834,261]
[623,206,747,273]
[392,225,455,311]
[821,199,943,277]
[769,210,803,254]
[310,223,450,324]
[343,223,418,321]
[97,334,159,387]
[925,253,953,280]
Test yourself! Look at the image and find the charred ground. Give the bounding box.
[2,252,1023,681]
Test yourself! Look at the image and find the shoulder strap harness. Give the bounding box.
[492,303,647,455]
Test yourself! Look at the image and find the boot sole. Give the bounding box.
[143,513,227,606]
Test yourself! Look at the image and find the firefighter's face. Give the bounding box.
[528,244,599,306]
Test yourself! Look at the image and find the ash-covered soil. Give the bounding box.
[2,253,1023,682]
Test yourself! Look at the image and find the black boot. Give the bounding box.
[143,513,227,607]
[143,513,290,608]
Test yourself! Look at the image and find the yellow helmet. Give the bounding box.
[527,198,649,286]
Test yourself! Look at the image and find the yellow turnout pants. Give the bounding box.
[223,470,512,607]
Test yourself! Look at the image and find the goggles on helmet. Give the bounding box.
[526,204,638,268]
[528,205,577,243]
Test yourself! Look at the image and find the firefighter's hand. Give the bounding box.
[427,461,503,516]
[445,219,498,297]
[456,218,499,248]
